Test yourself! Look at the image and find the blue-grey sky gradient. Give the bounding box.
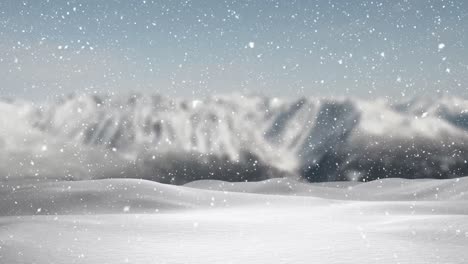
[1,0,467,100]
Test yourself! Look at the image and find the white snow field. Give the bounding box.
[1,177,468,264]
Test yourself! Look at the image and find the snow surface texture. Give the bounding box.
[1,94,468,183]
[0,177,467,263]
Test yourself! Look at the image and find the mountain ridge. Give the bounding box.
[1,93,467,183]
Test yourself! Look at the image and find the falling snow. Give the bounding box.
[0,1,467,263]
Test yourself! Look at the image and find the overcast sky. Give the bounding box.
[1,0,467,100]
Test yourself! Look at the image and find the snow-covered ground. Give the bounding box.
[1,177,467,264]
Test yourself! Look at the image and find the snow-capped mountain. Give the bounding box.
[1,93,467,184]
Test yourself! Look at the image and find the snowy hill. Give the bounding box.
[1,177,467,264]
[1,94,468,183]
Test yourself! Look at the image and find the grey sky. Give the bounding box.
[1,0,467,100]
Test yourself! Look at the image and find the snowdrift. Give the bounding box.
[1,93,468,183]
[1,176,467,216]
[1,177,468,264]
